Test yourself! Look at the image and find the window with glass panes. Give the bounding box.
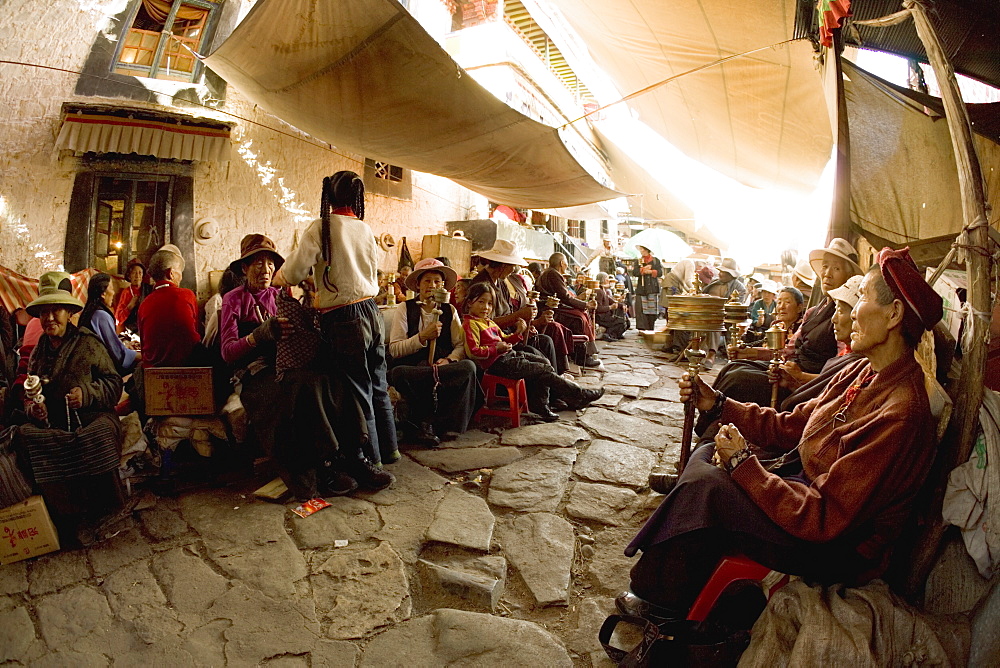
[115,0,218,82]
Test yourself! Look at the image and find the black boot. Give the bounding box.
[343,455,395,491]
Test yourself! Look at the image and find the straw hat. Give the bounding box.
[827,274,863,309]
[748,272,767,285]
[793,258,816,285]
[758,279,780,296]
[718,257,741,278]
[406,258,458,291]
[809,238,862,277]
[156,243,186,272]
[477,239,527,267]
[25,271,84,317]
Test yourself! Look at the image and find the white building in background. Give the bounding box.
[0,0,485,295]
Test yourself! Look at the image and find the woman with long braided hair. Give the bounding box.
[275,171,397,490]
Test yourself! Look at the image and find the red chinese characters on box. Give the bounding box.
[0,496,60,565]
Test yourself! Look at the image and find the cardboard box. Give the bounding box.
[144,367,215,416]
[1,496,60,565]
[926,268,966,341]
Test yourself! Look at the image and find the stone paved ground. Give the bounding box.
[0,331,717,666]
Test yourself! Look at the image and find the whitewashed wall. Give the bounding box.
[0,0,480,297]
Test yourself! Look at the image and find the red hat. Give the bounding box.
[876,247,943,331]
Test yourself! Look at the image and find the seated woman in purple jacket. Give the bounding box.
[219,234,388,500]
[619,248,943,631]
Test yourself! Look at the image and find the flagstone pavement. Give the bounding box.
[0,331,717,666]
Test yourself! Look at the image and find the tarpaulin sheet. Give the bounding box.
[844,60,1000,245]
[203,0,619,209]
[547,0,832,193]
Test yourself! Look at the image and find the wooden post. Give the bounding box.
[901,0,993,594]
[827,28,853,244]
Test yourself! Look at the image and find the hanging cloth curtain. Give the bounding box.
[397,237,414,271]
[142,0,207,23]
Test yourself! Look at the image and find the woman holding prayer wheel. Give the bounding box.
[618,248,943,634]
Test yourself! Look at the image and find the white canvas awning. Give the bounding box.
[547,0,832,194]
[203,0,619,209]
[55,111,231,162]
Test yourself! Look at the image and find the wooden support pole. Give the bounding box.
[901,0,993,595]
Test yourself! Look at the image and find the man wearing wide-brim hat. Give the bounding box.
[698,258,748,369]
[708,238,863,408]
[472,240,570,372]
[21,270,128,545]
[387,258,479,447]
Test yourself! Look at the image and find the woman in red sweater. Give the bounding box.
[462,282,602,422]
[620,247,943,625]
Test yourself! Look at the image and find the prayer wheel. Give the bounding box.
[666,295,726,332]
[724,291,750,325]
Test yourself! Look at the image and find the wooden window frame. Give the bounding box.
[113,0,221,83]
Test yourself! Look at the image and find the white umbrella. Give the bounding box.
[623,229,693,262]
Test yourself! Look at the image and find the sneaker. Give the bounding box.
[346,457,396,491]
[381,449,402,464]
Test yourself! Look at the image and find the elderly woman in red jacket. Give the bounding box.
[619,247,943,623]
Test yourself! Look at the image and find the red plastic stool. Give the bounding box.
[477,374,528,427]
[686,555,789,622]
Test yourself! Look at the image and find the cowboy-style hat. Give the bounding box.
[229,234,284,274]
[809,238,862,277]
[477,239,527,267]
[718,257,741,278]
[406,258,458,291]
[827,274,863,309]
[792,258,816,286]
[26,271,84,317]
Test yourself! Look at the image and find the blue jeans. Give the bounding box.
[319,299,397,464]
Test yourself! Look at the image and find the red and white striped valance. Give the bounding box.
[56,112,231,162]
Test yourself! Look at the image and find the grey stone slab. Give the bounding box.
[35,585,114,649]
[411,446,524,471]
[628,361,657,369]
[498,513,575,606]
[602,363,631,372]
[290,497,381,549]
[500,423,590,447]
[139,505,190,541]
[183,619,229,667]
[601,371,657,387]
[579,408,672,451]
[87,528,153,577]
[30,650,109,668]
[438,429,501,449]
[358,456,449,507]
[206,584,318,665]
[565,598,616,656]
[417,555,506,612]
[426,486,495,551]
[151,546,230,614]
[312,640,361,668]
[0,561,28,595]
[591,392,623,408]
[586,528,636,595]
[311,541,411,639]
[603,384,641,398]
[565,482,640,526]
[575,440,657,489]
[0,605,35,662]
[620,399,686,422]
[101,560,182,644]
[28,550,91,596]
[487,450,577,512]
[641,385,681,402]
[360,608,572,667]
[180,492,307,598]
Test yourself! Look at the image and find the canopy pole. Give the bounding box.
[900,0,993,595]
[827,29,852,243]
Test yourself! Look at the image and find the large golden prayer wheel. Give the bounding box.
[666,295,727,332]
